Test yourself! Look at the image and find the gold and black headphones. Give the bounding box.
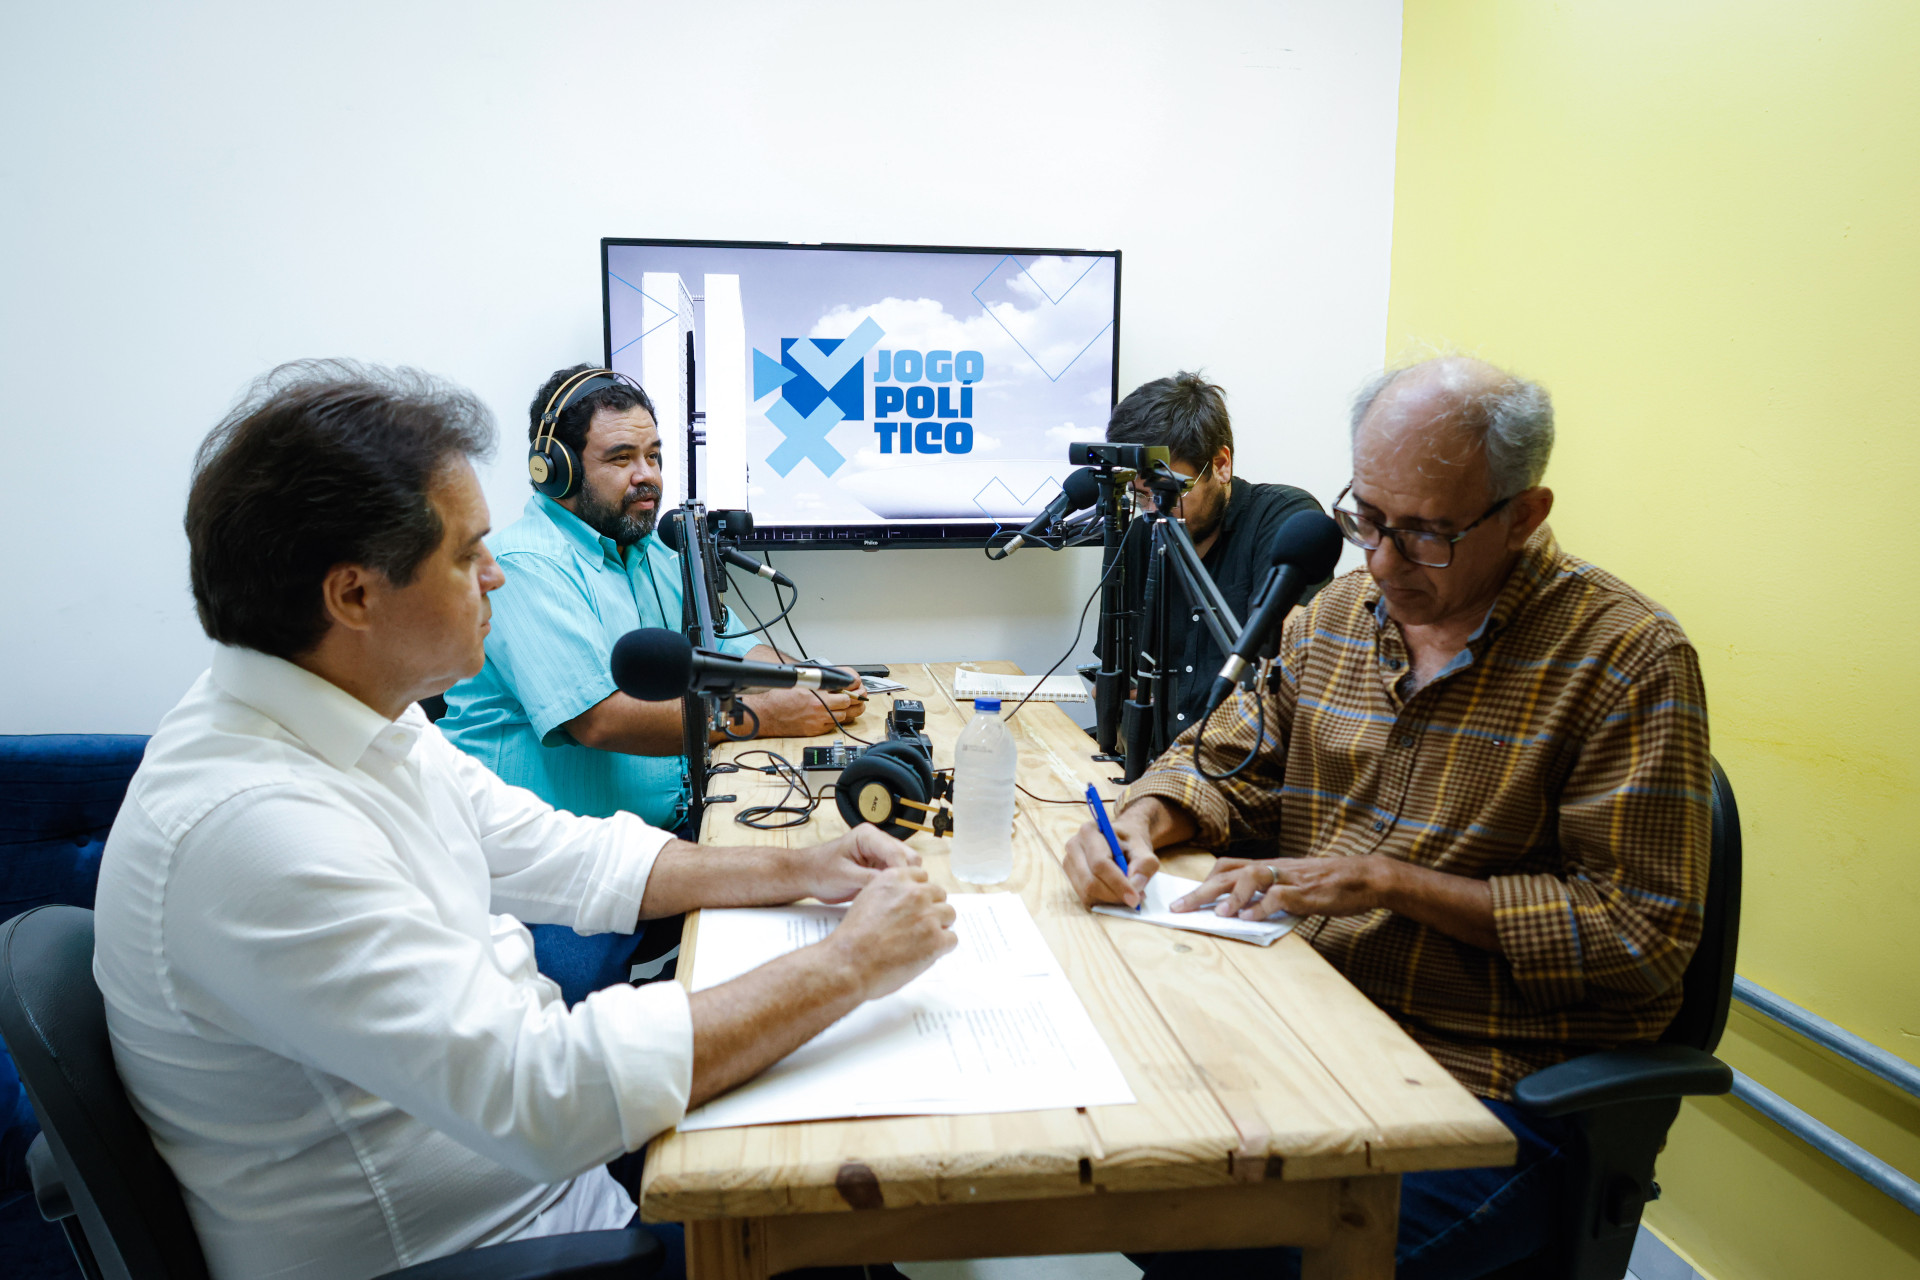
[528,368,642,499]
[834,740,955,840]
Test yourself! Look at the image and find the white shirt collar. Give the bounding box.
[210,644,419,772]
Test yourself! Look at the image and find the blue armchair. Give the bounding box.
[1,735,148,1279]
[0,732,648,1278]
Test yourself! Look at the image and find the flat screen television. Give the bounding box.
[602,238,1121,549]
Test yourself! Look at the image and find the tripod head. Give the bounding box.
[1136,458,1197,511]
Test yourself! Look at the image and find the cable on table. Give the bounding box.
[1002,518,1137,724]
[728,750,826,830]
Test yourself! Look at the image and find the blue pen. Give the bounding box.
[1084,783,1141,912]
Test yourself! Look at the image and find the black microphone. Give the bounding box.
[611,627,853,702]
[1201,511,1345,720]
[657,508,794,587]
[995,468,1102,558]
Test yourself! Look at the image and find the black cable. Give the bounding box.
[1015,782,1092,805]
[1190,682,1269,782]
[728,562,867,743]
[814,690,875,744]
[717,697,760,742]
[718,569,799,639]
[759,551,814,661]
[1002,518,1137,724]
[730,749,824,830]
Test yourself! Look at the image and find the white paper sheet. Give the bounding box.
[680,894,1134,1131]
[1091,872,1300,946]
[951,669,1091,703]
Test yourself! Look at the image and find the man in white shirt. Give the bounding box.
[92,360,956,1280]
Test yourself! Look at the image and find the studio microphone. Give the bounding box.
[1201,510,1345,721]
[994,467,1102,558]
[611,627,854,702]
[657,508,794,587]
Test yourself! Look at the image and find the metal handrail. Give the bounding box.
[1730,1071,1920,1214]
[1732,976,1920,1100]
[1728,977,1920,1215]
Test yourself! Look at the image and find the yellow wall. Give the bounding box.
[1386,3,1920,1276]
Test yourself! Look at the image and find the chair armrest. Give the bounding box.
[377,1229,662,1280]
[26,1133,74,1222]
[1512,1044,1732,1117]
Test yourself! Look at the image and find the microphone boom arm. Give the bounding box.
[675,503,734,831]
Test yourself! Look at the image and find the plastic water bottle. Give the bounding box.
[950,697,1018,884]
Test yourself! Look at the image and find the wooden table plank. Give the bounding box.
[646,653,1507,1254]
[923,664,1380,1180]
[1221,938,1517,1172]
[923,661,1515,1177]
[642,665,1246,1219]
[744,1180,1339,1272]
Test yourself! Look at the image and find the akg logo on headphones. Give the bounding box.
[753,318,883,478]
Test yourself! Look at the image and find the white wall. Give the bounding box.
[0,1,1402,733]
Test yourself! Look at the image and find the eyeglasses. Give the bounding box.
[1330,482,1515,569]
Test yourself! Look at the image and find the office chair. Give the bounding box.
[1488,756,1742,1280]
[0,905,662,1280]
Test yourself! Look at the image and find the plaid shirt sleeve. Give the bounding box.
[1488,641,1712,1013]
[1122,607,1305,847]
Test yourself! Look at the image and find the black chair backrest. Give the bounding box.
[1658,757,1742,1054]
[0,906,210,1280]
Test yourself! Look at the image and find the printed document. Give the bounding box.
[1092,872,1300,946]
[680,893,1134,1131]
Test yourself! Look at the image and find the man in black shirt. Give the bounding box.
[1106,372,1328,735]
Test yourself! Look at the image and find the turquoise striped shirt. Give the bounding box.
[440,494,758,829]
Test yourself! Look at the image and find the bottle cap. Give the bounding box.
[972,697,1002,711]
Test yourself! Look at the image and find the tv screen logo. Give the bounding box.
[753,318,882,478]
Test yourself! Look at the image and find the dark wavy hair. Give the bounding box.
[528,363,658,461]
[185,360,496,658]
[1106,370,1233,470]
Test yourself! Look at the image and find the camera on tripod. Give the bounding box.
[1067,441,1169,471]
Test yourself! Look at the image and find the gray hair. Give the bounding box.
[1350,358,1554,499]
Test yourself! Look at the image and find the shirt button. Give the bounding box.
[1176,713,1187,721]
[1373,819,1388,832]
[1398,734,1414,748]
[1387,659,1403,670]
[1185,665,1193,673]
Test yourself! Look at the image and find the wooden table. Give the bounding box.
[642,662,1514,1279]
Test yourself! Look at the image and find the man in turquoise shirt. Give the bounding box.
[441,365,864,834]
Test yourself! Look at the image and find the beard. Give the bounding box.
[1180,490,1227,545]
[1183,506,1224,545]
[576,481,660,547]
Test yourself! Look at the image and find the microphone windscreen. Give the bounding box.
[656,508,685,552]
[1061,466,1101,511]
[611,627,693,702]
[1268,510,1345,580]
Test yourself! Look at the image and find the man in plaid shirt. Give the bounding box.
[1065,356,1711,1280]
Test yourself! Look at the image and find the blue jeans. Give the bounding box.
[1138,1099,1571,1280]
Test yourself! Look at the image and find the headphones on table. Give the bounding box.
[528,368,644,499]
[834,740,954,840]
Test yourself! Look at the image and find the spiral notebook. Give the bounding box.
[952,669,1091,703]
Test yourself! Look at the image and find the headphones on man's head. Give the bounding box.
[528,368,642,499]
[833,740,954,841]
